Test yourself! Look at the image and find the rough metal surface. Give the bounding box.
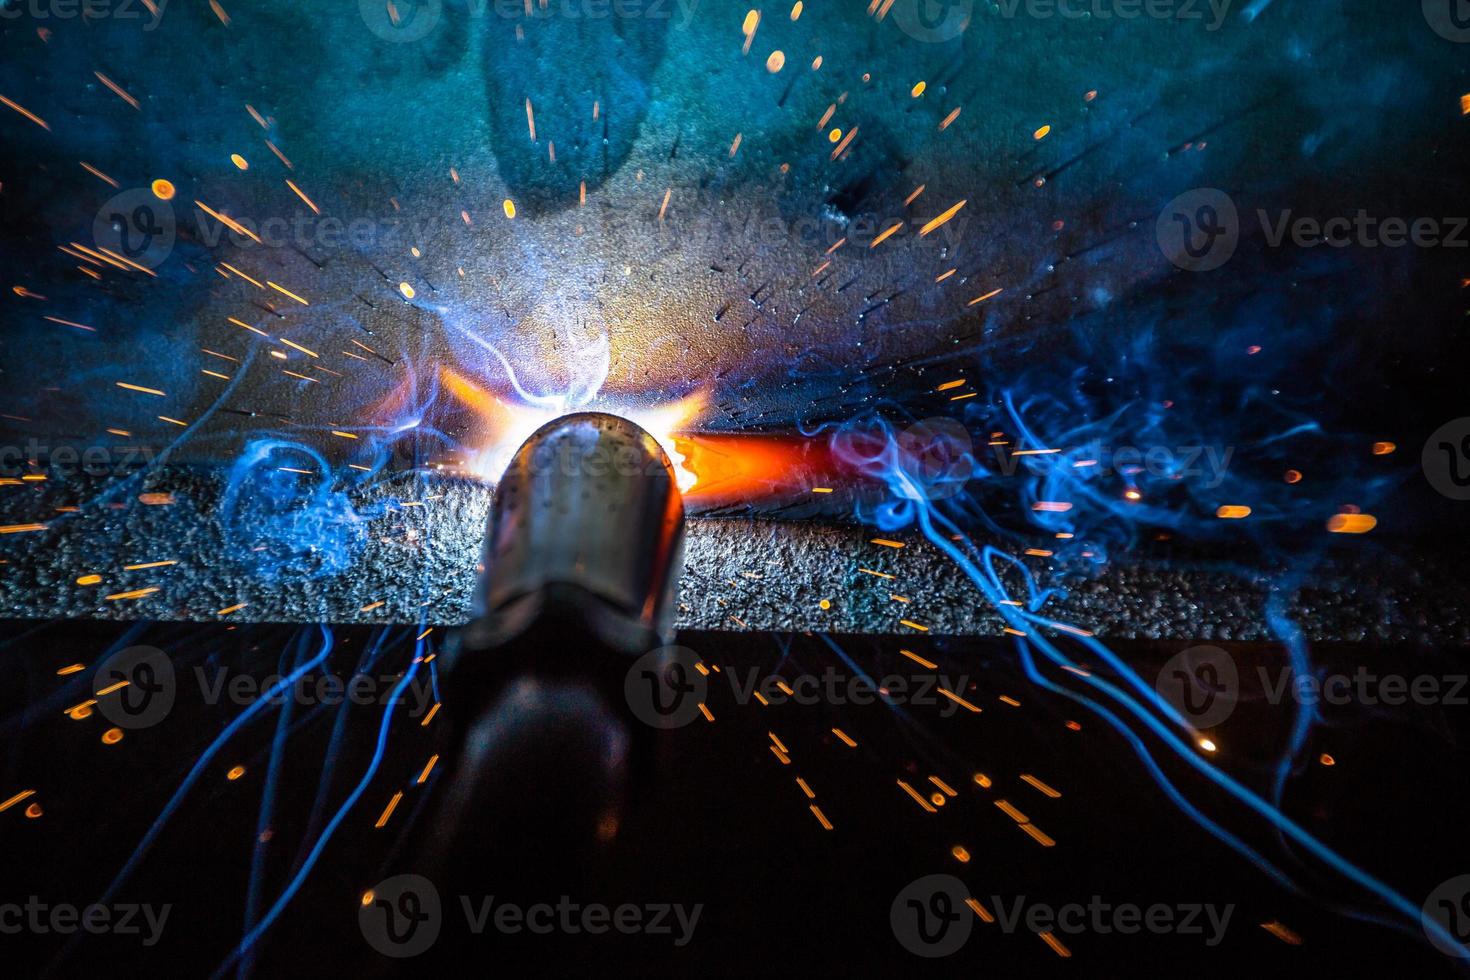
[1,467,1462,644]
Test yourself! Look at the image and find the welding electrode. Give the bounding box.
[412,413,686,900]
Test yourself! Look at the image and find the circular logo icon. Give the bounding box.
[93,189,175,270]
[1156,645,1238,729]
[360,874,442,958]
[360,0,443,42]
[1423,875,1470,957]
[889,0,974,42]
[94,645,176,729]
[624,646,707,730]
[1423,419,1470,501]
[1423,0,1470,42]
[1157,188,1239,272]
[891,874,973,957]
[898,418,975,501]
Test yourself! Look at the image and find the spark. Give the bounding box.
[0,524,48,535]
[919,200,966,237]
[0,790,37,813]
[1020,774,1061,798]
[195,201,262,244]
[741,9,759,54]
[231,317,268,337]
[266,141,293,169]
[95,72,140,110]
[105,587,160,601]
[44,316,96,333]
[267,282,310,306]
[374,792,404,829]
[870,222,903,247]
[0,94,50,130]
[1261,921,1304,945]
[81,162,120,187]
[966,898,995,923]
[899,649,938,669]
[937,686,980,713]
[286,180,320,214]
[1327,513,1377,534]
[830,126,858,160]
[279,338,319,357]
[221,264,263,288]
[897,780,936,813]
